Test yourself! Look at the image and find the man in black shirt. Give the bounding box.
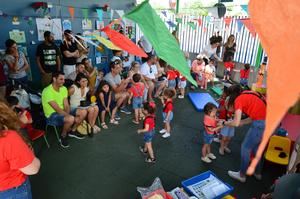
[36,31,61,87]
[60,30,79,77]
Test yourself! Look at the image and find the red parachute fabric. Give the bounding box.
[102,26,148,58]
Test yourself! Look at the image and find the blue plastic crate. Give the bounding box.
[181,171,233,199]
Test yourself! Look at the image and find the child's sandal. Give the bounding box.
[110,119,119,125]
[145,157,156,163]
[139,146,148,155]
[132,120,139,124]
[101,123,108,129]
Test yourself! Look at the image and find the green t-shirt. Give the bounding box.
[42,84,68,118]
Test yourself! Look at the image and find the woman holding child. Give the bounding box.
[224,84,266,183]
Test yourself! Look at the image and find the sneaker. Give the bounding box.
[219,148,225,155]
[159,129,167,134]
[228,171,246,183]
[162,132,171,138]
[115,113,121,120]
[207,153,216,160]
[120,107,131,114]
[145,157,156,163]
[254,173,262,181]
[68,131,85,139]
[224,147,231,153]
[201,156,212,163]
[213,137,220,143]
[139,146,148,155]
[178,95,184,99]
[60,136,70,148]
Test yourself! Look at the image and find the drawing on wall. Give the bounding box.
[12,16,20,25]
[62,19,72,31]
[82,19,92,30]
[36,18,62,41]
[9,30,26,43]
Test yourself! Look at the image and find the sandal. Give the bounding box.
[110,119,119,125]
[132,120,139,124]
[139,146,148,155]
[145,157,156,163]
[101,123,108,129]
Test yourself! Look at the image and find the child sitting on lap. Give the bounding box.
[202,102,224,163]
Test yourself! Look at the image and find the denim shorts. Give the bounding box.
[144,129,155,143]
[132,97,143,109]
[224,69,231,76]
[168,79,176,88]
[0,177,32,199]
[203,131,214,144]
[47,112,65,126]
[240,78,248,86]
[163,111,173,123]
[220,126,235,137]
[178,80,187,89]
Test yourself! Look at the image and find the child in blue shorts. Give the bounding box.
[128,73,145,124]
[137,102,156,163]
[219,98,235,155]
[202,103,224,163]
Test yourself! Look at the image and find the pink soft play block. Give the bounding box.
[281,114,300,141]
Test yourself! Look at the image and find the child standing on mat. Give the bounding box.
[218,93,235,155]
[202,102,224,163]
[137,102,156,163]
[159,89,176,138]
[128,74,145,124]
[177,72,187,99]
[223,56,235,82]
[96,80,119,129]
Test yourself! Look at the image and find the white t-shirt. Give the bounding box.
[139,36,152,53]
[69,85,89,109]
[201,44,217,58]
[140,62,157,80]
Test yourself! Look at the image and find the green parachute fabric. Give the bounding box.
[124,0,197,86]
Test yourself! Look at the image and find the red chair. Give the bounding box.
[26,124,50,148]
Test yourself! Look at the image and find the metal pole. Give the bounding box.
[176,0,180,14]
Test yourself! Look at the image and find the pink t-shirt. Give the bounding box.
[203,115,217,135]
[191,60,204,73]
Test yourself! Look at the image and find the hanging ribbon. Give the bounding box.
[241,5,249,15]
[175,18,182,24]
[68,7,75,19]
[239,18,256,37]
[236,19,243,32]
[166,20,176,28]
[187,22,196,30]
[224,17,232,27]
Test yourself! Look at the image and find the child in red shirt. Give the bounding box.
[137,102,156,163]
[223,56,235,81]
[202,103,223,163]
[166,65,177,89]
[175,70,187,99]
[239,63,251,87]
[128,74,145,124]
[159,89,176,138]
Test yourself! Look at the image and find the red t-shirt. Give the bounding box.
[167,70,177,80]
[0,130,34,191]
[144,115,155,131]
[163,100,173,113]
[224,61,234,70]
[240,69,250,79]
[234,92,266,120]
[204,115,217,135]
[129,82,145,97]
[218,98,227,120]
[174,70,186,81]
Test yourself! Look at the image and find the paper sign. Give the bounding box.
[36,18,62,41]
[96,20,104,30]
[96,56,101,64]
[9,30,26,43]
[62,19,72,31]
[82,19,92,30]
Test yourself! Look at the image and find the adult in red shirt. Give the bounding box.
[0,102,40,199]
[224,85,266,183]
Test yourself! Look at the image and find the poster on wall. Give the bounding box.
[82,19,92,30]
[96,20,104,30]
[62,20,72,31]
[9,30,26,43]
[36,18,62,41]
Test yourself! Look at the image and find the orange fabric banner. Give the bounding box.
[102,26,148,58]
[239,18,256,37]
[68,7,75,19]
[224,17,232,27]
[247,0,300,175]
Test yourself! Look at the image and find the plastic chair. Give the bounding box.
[27,126,50,148]
[265,135,291,165]
[45,121,61,144]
